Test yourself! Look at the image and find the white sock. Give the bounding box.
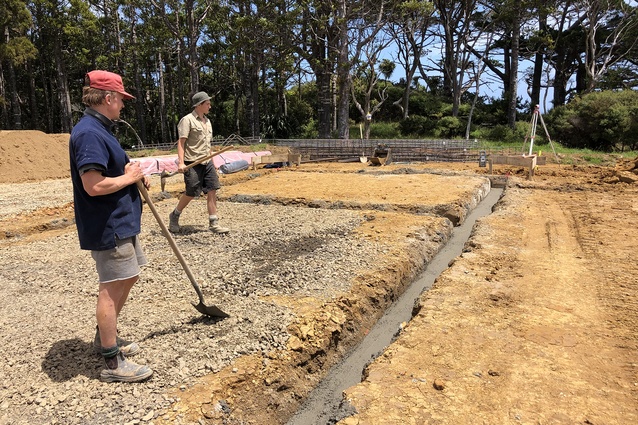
[209,215,218,221]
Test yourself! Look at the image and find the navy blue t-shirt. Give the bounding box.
[69,109,142,251]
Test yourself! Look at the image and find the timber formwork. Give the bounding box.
[276,139,483,163]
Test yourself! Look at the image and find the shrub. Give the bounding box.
[369,122,400,139]
[483,124,511,142]
[286,96,314,138]
[473,121,535,144]
[434,116,462,138]
[398,115,433,137]
[262,113,293,139]
[408,91,443,117]
[299,118,318,138]
[377,85,406,121]
[516,121,539,144]
[545,90,638,152]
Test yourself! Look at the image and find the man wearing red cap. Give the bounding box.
[69,70,153,383]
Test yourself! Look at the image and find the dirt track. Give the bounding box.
[0,130,637,425]
[342,185,638,424]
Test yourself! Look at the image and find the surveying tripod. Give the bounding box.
[522,104,559,162]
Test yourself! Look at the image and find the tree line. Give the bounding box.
[1,0,636,146]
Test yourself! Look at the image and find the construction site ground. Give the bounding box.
[0,130,637,425]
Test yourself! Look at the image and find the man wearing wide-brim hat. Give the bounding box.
[168,91,230,234]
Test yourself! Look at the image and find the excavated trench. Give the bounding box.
[286,187,505,425]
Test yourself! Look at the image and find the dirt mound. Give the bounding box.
[0,130,71,183]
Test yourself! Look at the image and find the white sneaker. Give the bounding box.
[209,219,230,234]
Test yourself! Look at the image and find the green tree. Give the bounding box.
[385,0,434,119]
[0,0,36,129]
[334,0,394,139]
[29,0,100,132]
[579,0,638,92]
[6,0,636,147]
[351,40,393,140]
[432,0,478,116]
[294,0,339,138]
[150,0,215,101]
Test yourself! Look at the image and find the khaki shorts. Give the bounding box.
[91,236,147,283]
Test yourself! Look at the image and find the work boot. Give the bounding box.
[168,211,180,233]
[100,351,153,383]
[94,327,141,357]
[209,217,230,234]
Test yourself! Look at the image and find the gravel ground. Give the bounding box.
[0,176,385,425]
[0,179,73,217]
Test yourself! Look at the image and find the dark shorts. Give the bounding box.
[91,236,147,283]
[184,161,221,197]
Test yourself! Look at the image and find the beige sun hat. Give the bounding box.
[191,91,212,108]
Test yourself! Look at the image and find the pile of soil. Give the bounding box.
[0,131,71,183]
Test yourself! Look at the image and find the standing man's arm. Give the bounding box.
[176,137,188,172]
[81,162,146,196]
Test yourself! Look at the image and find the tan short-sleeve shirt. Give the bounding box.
[177,111,213,162]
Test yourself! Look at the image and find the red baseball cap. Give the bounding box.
[86,70,135,100]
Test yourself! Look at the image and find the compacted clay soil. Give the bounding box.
[0,130,637,425]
